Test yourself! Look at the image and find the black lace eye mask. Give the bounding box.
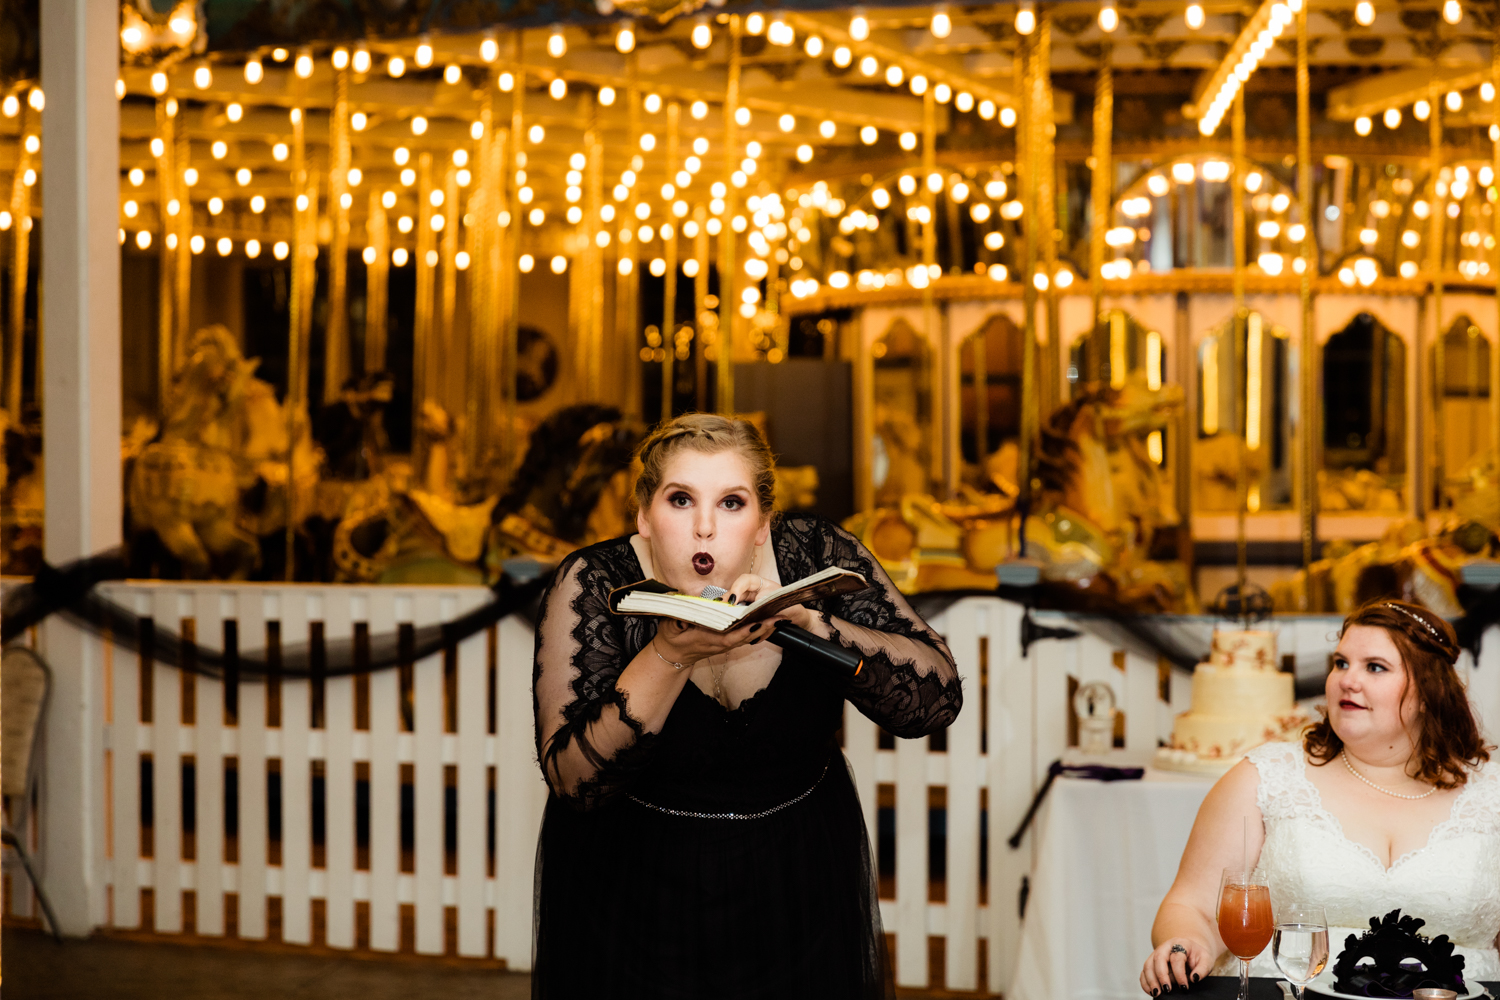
[1331,910,1468,998]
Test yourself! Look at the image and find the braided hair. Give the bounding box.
[630,413,777,522]
[1304,599,1489,789]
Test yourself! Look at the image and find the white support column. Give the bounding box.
[38,0,121,937]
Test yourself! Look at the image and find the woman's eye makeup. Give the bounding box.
[668,491,692,506]
[721,495,746,510]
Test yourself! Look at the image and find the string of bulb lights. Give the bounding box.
[97,0,1500,300]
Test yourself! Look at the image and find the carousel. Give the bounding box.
[1,0,1496,616]
[8,0,1500,994]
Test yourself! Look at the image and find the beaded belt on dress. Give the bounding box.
[628,762,830,820]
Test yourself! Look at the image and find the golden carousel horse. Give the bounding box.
[127,325,318,579]
[846,376,1196,611]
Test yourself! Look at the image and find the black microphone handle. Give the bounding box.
[766,622,864,679]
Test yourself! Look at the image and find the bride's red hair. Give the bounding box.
[1304,600,1490,789]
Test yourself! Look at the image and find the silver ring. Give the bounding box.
[1170,945,1187,955]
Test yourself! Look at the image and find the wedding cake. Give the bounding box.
[1154,628,1308,774]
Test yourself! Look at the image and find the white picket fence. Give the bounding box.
[15,582,1479,993]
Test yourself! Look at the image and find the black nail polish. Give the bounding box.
[1192,974,1200,983]
[750,623,761,632]
[727,593,736,604]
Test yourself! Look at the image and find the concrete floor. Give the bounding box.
[2,927,533,1000]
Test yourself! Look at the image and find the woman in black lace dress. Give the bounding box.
[532,414,963,999]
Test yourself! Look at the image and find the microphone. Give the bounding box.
[766,621,864,679]
[700,585,863,679]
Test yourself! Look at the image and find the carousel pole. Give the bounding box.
[440,162,460,451]
[583,92,605,402]
[285,105,311,581]
[149,99,173,412]
[622,55,642,413]
[466,86,497,472]
[3,108,32,420]
[364,190,389,372]
[1296,0,1318,592]
[1232,90,1249,602]
[173,116,191,366]
[499,36,525,487]
[922,84,939,490]
[324,65,352,401]
[717,14,742,416]
[1429,78,1445,515]
[1018,22,1040,523]
[1492,26,1500,460]
[1036,15,1060,423]
[412,151,436,477]
[1088,44,1112,335]
[694,204,710,411]
[661,101,681,423]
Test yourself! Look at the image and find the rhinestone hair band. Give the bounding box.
[1384,603,1443,641]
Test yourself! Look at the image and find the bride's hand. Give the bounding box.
[1141,937,1212,995]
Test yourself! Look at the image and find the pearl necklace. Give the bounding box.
[1341,749,1438,800]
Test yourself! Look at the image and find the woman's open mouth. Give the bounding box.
[692,552,715,576]
[1339,700,1365,711]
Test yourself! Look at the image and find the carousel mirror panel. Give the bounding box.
[959,313,1022,495]
[1194,312,1293,514]
[871,317,934,507]
[1436,316,1492,498]
[1321,313,1407,513]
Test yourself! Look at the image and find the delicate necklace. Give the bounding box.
[1341,749,1438,800]
[707,547,762,709]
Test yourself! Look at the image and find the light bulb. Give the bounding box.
[1384,107,1402,128]
[805,35,824,57]
[617,22,635,53]
[294,50,313,79]
[692,17,712,48]
[548,27,567,58]
[550,77,567,99]
[746,12,765,34]
[332,48,349,70]
[388,56,406,78]
[1185,3,1205,28]
[1099,1,1118,32]
[931,6,952,38]
[1016,1,1036,35]
[244,59,263,85]
[415,39,433,67]
[1355,116,1372,135]
[1447,90,1463,112]
[1443,0,1461,24]
[1355,0,1375,24]
[849,10,869,40]
[353,47,371,73]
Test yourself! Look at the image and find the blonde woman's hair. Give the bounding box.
[631,413,777,521]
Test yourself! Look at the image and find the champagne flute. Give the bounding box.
[1273,904,1330,1000]
[1218,867,1275,1000]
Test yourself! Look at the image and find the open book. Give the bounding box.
[609,566,869,633]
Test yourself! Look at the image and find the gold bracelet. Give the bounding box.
[652,637,688,671]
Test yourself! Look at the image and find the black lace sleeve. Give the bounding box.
[532,546,659,811]
[778,516,963,738]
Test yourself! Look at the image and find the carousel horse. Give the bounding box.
[331,403,646,583]
[1270,518,1496,615]
[846,376,1194,611]
[1028,377,1192,610]
[127,324,319,579]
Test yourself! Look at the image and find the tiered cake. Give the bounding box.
[1155,629,1309,774]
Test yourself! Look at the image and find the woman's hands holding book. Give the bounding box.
[722,572,816,631]
[652,617,766,668]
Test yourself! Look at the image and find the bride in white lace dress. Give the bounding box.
[1141,601,1500,996]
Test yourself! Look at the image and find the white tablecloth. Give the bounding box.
[1011,768,1218,1000]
